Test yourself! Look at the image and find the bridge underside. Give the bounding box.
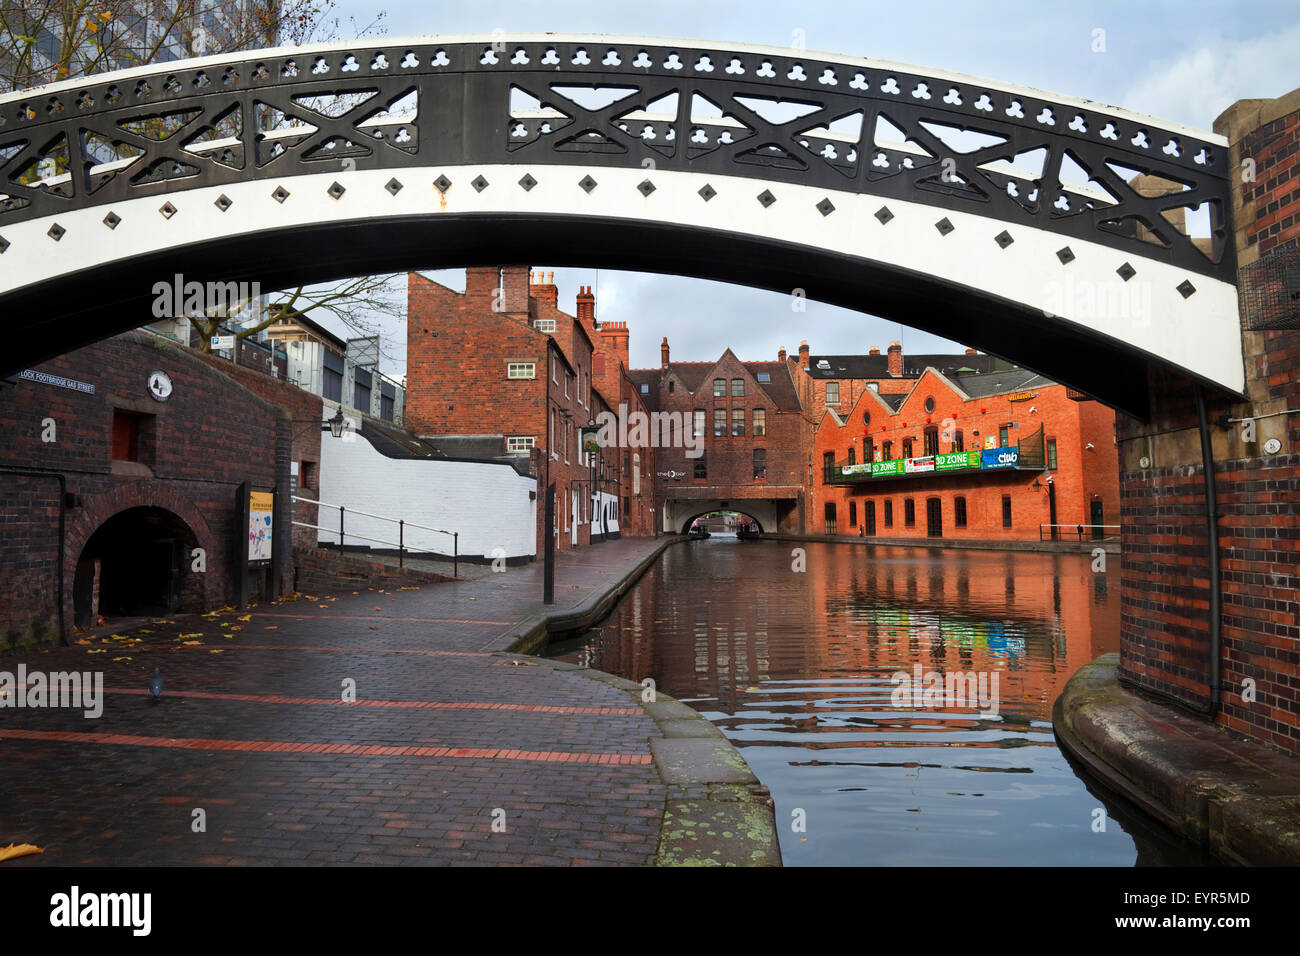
[666,497,786,535]
[11,210,1164,418]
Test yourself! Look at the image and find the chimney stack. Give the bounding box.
[466,265,529,315]
[778,346,787,362]
[599,320,630,372]
[575,285,596,329]
[869,346,880,356]
[530,270,559,308]
[887,341,902,376]
[661,336,670,370]
[798,340,810,369]
[965,347,978,355]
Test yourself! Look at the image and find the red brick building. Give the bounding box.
[631,341,810,534]
[405,267,655,554]
[0,330,320,644]
[812,365,1119,540]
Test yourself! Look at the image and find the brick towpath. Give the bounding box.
[0,538,696,866]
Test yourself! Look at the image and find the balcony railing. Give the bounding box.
[825,426,1046,485]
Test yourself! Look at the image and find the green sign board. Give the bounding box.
[872,459,905,477]
[935,450,981,472]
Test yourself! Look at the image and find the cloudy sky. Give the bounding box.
[316,0,1297,378]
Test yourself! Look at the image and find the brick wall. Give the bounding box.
[0,331,289,643]
[292,548,456,594]
[1116,86,1300,753]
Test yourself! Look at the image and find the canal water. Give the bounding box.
[549,537,1210,866]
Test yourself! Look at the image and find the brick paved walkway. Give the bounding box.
[0,538,673,866]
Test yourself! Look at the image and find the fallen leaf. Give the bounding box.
[87,649,106,654]
[318,604,329,609]
[112,657,133,662]
[264,626,278,630]
[229,626,243,632]
[237,615,251,622]
[0,843,43,862]
[74,639,92,646]
[182,641,202,646]
[369,626,379,630]
[209,649,224,654]
[178,633,203,639]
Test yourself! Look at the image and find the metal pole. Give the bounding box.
[399,519,404,569]
[1195,385,1223,714]
[453,532,458,579]
[544,483,555,604]
[339,505,345,552]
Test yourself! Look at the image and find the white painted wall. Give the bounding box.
[318,427,537,560]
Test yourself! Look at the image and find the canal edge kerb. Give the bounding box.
[494,537,782,866]
[1053,653,1300,866]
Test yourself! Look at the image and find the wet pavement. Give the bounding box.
[0,538,672,866]
[550,536,1214,866]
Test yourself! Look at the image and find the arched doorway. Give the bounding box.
[73,506,198,626]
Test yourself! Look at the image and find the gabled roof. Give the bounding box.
[628,368,661,410]
[742,361,802,410]
[954,368,1055,399]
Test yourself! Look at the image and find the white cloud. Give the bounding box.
[1122,26,1300,130]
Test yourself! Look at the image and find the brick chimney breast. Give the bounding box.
[798,340,810,369]
[887,341,902,376]
[576,285,596,328]
[661,337,670,369]
[778,346,787,362]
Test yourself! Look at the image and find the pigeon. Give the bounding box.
[148,667,163,702]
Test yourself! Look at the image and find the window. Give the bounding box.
[753,408,766,436]
[757,371,771,383]
[668,380,675,393]
[713,378,726,397]
[693,410,705,438]
[924,396,935,413]
[353,380,370,412]
[999,425,1010,447]
[753,448,766,479]
[1047,438,1058,469]
[849,501,857,527]
[323,366,343,403]
[508,362,536,379]
[694,453,707,479]
[1002,494,1012,528]
[380,393,395,421]
[864,501,876,536]
[884,500,893,527]
[552,356,558,384]
[863,436,874,461]
[923,426,939,456]
[731,378,744,397]
[882,440,893,460]
[112,409,142,462]
[507,436,534,454]
[714,408,727,436]
[732,407,745,436]
[847,448,856,465]
[825,382,840,405]
[824,502,837,535]
[955,496,967,527]
[533,318,556,333]
[904,498,916,527]
[902,438,914,459]
[823,451,836,482]
[640,383,649,394]
[955,430,964,452]
[623,450,630,476]
[564,372,569,398]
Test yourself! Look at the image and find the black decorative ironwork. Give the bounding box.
[0,38,1233,279]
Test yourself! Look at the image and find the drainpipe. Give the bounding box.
[1194,385,1222,714]
[0,466,67,645]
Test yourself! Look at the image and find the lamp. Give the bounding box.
[327,409,346,438]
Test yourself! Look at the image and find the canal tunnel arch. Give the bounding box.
[72,505,202,625]
[680,509,767,536]
[0,35,1241,420]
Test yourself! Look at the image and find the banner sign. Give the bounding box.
[904,455,935,474]
[936,450,981,471]
[248,491,273,562]
[840,462,873,476]
[872,459,904,477]
[981,447,1020,469]
[1006,390,1037,403]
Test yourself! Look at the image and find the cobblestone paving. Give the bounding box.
[0,539,670,866]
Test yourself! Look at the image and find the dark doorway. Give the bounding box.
[1090,500,1105,539]
[926,497,943,538]
[74,507,195,625]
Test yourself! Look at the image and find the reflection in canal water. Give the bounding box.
[550,537,1211,866]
